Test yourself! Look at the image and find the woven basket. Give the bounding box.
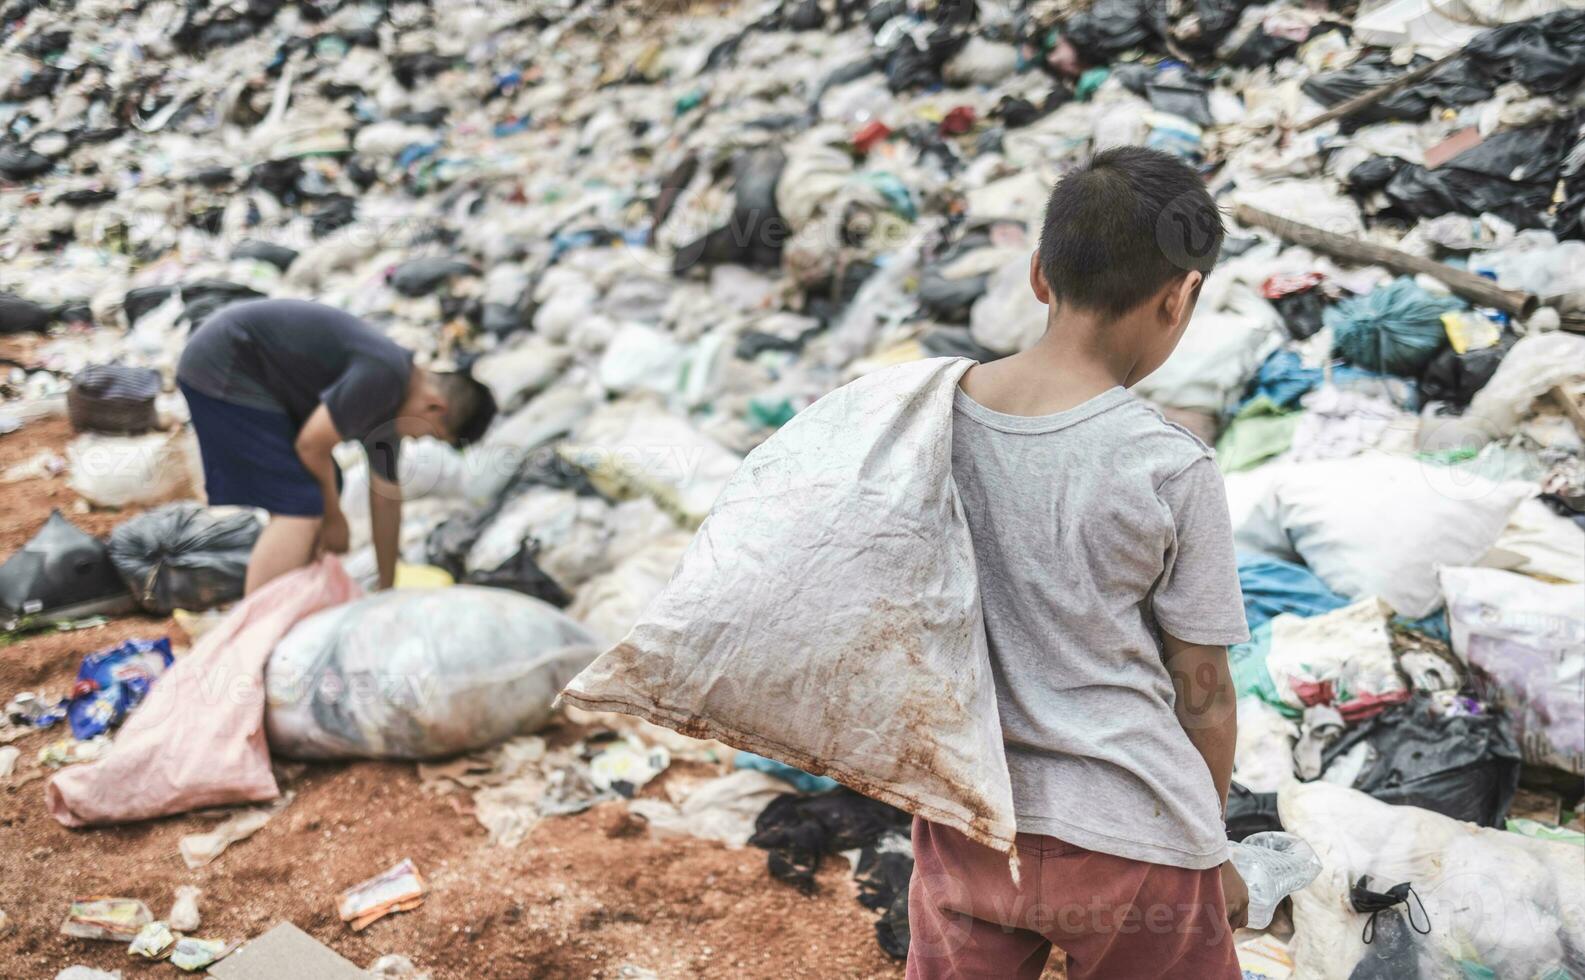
[68,364,161,434]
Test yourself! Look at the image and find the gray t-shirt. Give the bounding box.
[951,385,1249,870]
[177,299,414,481]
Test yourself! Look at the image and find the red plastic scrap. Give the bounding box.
[1261,271,1325,300]
[852,120,892,154]
[939,106,976,136]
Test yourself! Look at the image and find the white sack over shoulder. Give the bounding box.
[560,357,1017,853]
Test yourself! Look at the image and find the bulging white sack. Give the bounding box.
[561,357,1016,853]
[265,586,601,760]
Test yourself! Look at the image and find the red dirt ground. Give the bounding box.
[0,342,911,979]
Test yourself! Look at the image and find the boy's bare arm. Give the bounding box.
[1163,631,1248,927]
[1162,632,1237,809]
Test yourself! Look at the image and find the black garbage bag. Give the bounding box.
[785,0,824,31]
[1383,120,1573,225]
[123,285,178,325]
[853,841,913,959]
[52,188,116,207]
[1464,9,1585,94]
[673,147,788,272]
[250,157,305,204]
[181,279,266,327]
[389,257,478,297]
[106,503,261,615]
[883,26,965,92]
[1065,0,1155,61]
[0,293,52,334]
[1144,65,1215,127]
[1225,782,1283,841]
[1271,288,1328,341]
[68,364,161,434]
[0,143,53,181]
[0,511,133,625]
[309,194,357,237]
[1302,53,1490,129]
[232,239,298,271]
[462,545,571,607]
[748,789,911,894]
[1346,155,1406,194]
[1320,695,1521,828]
[1418,332,1517,408]
[990,94,1041,128]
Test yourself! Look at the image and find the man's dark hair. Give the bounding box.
[433,371,496,446]
[1037,146,1224,320]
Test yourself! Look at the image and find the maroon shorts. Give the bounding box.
[906,818,1240,980]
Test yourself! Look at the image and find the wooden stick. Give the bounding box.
[1232,203,1538,317]
[1296,53,1461,133]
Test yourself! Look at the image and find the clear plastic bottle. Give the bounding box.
[1229,832,1323,929]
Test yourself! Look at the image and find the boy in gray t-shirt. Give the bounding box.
[907,148,1250,980]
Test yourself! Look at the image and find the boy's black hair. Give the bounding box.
[1037,146,1224,320]
[432,371,496,446]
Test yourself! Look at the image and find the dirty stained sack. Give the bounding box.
[560,357,1017,855]
[47,558,360,827]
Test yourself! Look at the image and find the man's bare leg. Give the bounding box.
[245,514,322,594]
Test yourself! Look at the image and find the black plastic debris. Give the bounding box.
[107,503,262,615]
[0,511,134,626]
[1319,695,1522,828]
[0,294,52,334]
[0,143,53,181]
[232,239,299,271]
[123,285,179,325]
[389,257,480,298]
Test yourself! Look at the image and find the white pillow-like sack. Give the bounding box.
[1253,454,1529,618]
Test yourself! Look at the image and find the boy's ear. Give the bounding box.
[1028,251,1051,305]
[1162,270,1203,327]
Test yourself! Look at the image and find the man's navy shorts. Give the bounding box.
[179,381,328,517]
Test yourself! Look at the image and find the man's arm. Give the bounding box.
[369,473,402,590]
[1164,631,1248,928]
[294,404,349,553]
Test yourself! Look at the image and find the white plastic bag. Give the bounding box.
[561,357,1017,854]
[1132,277,1283,413]
[1440,566,1584,774]
[1467,332,1585,436]
[1279,781,1585,980]
[558,399,742,526]
[1251,454,1529,617]
[66,431,193,508]
[1478,497,1585,583]
[265,586,601,760]
[568,532,693,645]
[969,252,1045,355]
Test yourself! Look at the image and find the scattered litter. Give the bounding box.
[59,897,151,942]
[179,793,295,869]
[66,637,174,740]
[337,859,427,931]
[169,936,235,972]
[128,921,177,959]
[39,735,113,769]
[167,886,202,933]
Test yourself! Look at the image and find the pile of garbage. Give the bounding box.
[4,0,1585,974]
